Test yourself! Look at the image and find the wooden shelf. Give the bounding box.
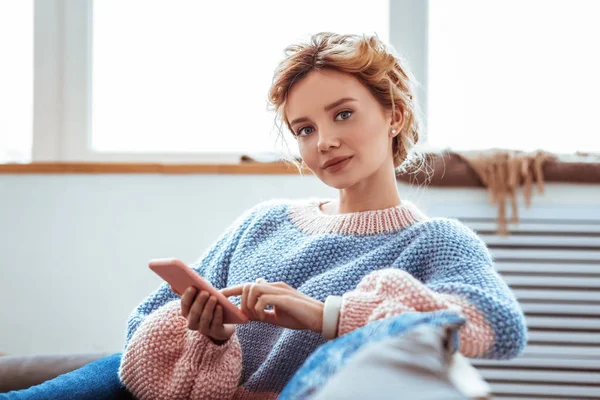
[0,162,311,175]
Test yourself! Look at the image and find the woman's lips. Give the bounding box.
[323,156,353,173]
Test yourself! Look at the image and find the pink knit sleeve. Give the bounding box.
[119,300,243,400]
[337,268,494,358]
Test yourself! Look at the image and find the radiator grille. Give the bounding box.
[447,204,600,399]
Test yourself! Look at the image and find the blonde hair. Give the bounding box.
[268,32,425,173]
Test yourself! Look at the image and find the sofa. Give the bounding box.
[0,313,490,399]
[0,353,110,393]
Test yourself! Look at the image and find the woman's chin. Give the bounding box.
[319,175,358,190]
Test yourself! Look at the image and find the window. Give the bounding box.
[7,1,597,164]
[91,0,389,156]
[427,0,600,153]
[0,1,33,163]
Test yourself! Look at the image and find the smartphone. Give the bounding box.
[148,258,249,324]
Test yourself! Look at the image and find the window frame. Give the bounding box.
[31,0,424,163]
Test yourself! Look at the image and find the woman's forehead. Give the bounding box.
[286,70,368,116]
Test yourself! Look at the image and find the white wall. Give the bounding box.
[1,173,598,356]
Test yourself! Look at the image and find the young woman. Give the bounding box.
[117,32,527,399]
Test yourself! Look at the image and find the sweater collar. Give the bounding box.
[288,199,429,236]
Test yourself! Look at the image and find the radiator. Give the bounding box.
[434,202,600,400]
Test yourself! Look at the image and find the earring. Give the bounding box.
[391,129,397,136]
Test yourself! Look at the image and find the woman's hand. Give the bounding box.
[220,281,324,333]
[179,286,236,345]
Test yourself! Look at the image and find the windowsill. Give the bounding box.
[0,153,598,187]
[395,152,600,187]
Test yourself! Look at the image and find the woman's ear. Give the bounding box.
[388,105,405,136]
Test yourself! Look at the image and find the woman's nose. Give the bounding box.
[317,130,340,152]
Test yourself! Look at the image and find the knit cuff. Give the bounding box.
[119,300,243,399]
[337,269,441,337]
[338,293,385,337]
[185,330,240,371]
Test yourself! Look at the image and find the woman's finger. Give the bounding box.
[254,294,274,321]
[211,304,224,330]
[255,294,291,324]
[240,284,252,319]
[246,284,259,320]
[187,290,210,331]
[247,284,287,320]
[180,286,197,318]
[220,284,244,297]
[199,296,218,335]
[220,281,291,299]
[271,281,292,290]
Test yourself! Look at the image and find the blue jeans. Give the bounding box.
[0,353,134,400]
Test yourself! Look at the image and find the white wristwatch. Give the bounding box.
[322,296,343,340]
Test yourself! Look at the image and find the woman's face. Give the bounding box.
[286,69,396,190]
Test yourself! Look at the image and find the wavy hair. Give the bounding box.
[268,32,425,173]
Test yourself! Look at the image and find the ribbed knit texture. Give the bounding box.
[119,198,527,399]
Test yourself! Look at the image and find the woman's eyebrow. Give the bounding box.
[290,97,358,126]
[324,97,358,112]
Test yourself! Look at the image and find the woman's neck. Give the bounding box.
[321,164,401,215]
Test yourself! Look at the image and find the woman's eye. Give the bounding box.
[297,126,314,137]
[335,110,353,121]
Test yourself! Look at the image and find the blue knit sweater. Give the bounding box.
[119,198,527,399]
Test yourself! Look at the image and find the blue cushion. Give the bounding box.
[279,311,465,400]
